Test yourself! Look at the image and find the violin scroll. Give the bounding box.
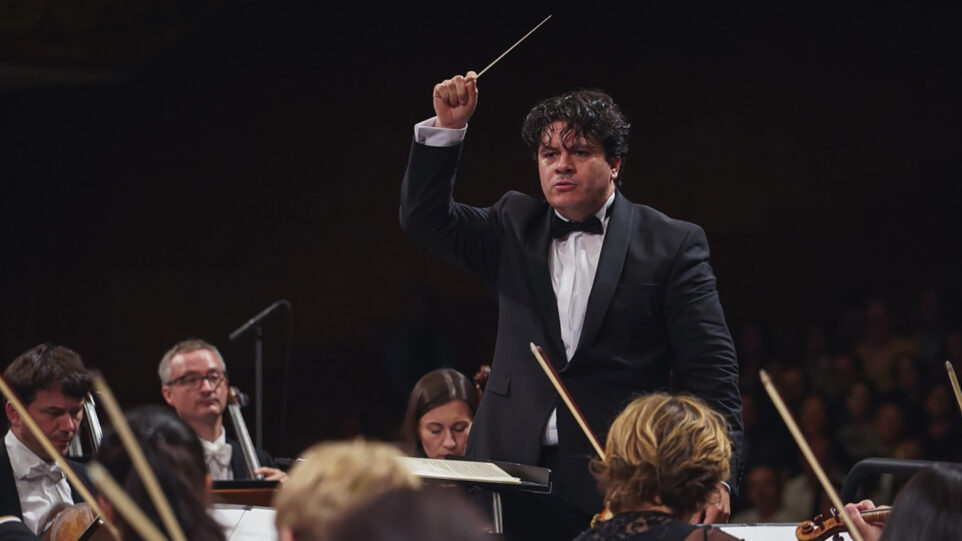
[796,506,891,541]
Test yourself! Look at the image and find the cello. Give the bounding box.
[210,386,279,507]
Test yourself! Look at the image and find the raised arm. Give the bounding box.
[400,72,501,285]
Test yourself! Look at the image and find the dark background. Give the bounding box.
[1,3,960,461]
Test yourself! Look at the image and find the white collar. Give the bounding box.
[4,430,51,480]
[199,425,227,450]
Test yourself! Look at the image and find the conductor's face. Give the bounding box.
[161,349,228,427]
[538,121,620,222]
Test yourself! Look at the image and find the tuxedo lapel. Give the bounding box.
[573,191,633,362]
[522,208,567,371]
[227,439,249,480]
[0,443,23,518]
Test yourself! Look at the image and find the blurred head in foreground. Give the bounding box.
[274,439,421,541]
[97,405,225,541]
[328,487,489,541]
[592,393,731,519]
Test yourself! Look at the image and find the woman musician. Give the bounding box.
[574,393,740,541]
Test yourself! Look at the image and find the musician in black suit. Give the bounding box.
[158,339,285,481]
[0,517,38,541]
[0,344,94,536]
[400,73,742,540]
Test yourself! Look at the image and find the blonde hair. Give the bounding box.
[592,393,731,518]
[273,439,421,541]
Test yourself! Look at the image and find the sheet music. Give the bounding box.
[399,457,522,484]
[213,504,278,541]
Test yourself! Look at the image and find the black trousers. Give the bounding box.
[500,446,595,541]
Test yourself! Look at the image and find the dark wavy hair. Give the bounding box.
[880,463,962,541]
[97,405,225,541]
[402,369,479,457]
[3,343,93,406]
[521,89,631,171]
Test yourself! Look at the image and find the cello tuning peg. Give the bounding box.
[230,387,251,407]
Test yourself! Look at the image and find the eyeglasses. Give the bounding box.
[166,370,227,390]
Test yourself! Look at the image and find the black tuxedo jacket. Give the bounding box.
[226,437,274,481]
[0,441,91,523]
[0,520,38,541]
[401,141,743,514]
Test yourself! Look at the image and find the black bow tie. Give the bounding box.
[550,213,604,239]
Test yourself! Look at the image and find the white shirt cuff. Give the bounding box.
[414,117,467,147]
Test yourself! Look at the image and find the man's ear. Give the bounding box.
[5,401,21,429]
[609,157,622,180]
[160,385,174,407]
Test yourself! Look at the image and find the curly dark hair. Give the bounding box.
[521,89,631,169]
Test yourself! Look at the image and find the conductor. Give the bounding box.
[400,72,742,540]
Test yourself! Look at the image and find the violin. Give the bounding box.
[42,503,111,541]
[796,506,890,541]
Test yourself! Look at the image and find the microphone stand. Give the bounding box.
[254,326,263,449]
[229,299,290,450]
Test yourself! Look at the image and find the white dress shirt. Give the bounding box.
[415,117,613,446]
[4,430,73,534]
[200,428,233,481]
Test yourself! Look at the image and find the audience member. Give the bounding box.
[731,465,792,524]
[835,381,878,467]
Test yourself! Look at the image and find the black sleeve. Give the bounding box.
[664,226,744,494]
[0,520,40,541]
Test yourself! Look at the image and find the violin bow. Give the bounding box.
[529,342,606,459]
[759,369,864,541]
[945,361,962,417]
[93,376,187,541]
[0,375,122,540]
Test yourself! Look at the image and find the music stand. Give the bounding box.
[401,456,551,534]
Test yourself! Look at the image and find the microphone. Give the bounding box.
[229,299,291,341]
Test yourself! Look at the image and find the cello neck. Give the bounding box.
[227,387,264,480]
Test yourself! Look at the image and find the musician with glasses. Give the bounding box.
[158,339,286,481]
